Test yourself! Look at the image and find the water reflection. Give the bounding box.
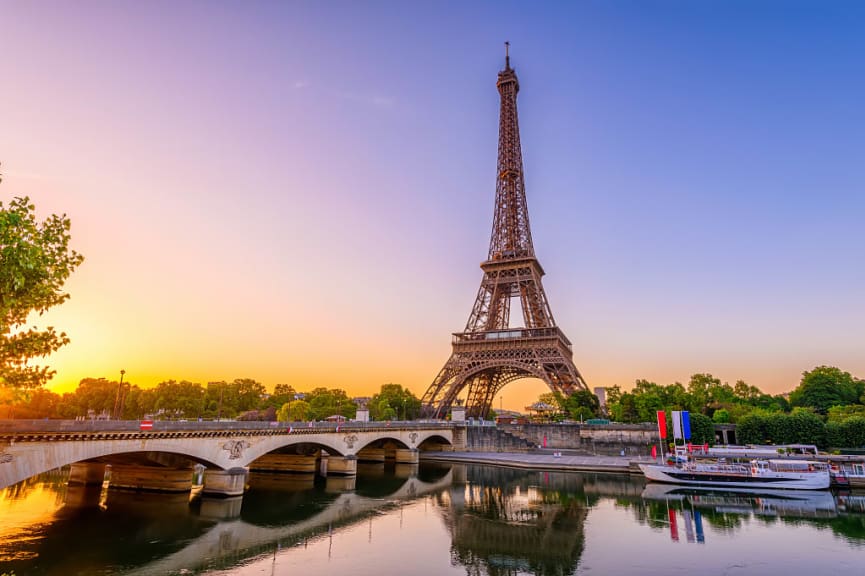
[2,463,865,576]
[443,466,591,576]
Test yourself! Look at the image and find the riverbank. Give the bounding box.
[420,449,651,475]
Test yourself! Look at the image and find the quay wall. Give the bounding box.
[465,424,660,456]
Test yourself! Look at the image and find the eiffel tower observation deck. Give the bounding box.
[422,45,589,420]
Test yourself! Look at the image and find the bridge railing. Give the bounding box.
[0,419,458,434]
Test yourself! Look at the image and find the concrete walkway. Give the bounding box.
[420,450,654,475]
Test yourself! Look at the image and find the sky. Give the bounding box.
[2,1,863,410]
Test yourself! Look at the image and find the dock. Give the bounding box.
[420,450,649,475]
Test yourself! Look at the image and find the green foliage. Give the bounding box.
[826,417,865,448]
[605,368,848,428]
[277,399,310,422]
[687,373,721,413]
[1,195,84,389]
[151,380,208,419]
[531,390,598,422]
[264,383,296,410]
[688,413,715,445]
[369,383,421,421]
[712,409,730,423]
[827,404,865,424]
[305,387,356,421]
[789,366,863,414]
[736,410,827,448]
[58,378,119,418]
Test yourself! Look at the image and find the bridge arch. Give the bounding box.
[241,435,346,467]
[0,424,455,489]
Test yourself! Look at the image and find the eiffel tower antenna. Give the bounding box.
[422,50,589,419]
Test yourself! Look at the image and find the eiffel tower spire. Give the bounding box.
[422,48,589,419]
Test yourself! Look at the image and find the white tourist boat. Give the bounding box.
[641,483,838,518]
[639,450,830,490]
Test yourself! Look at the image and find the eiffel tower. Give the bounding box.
[422,45,588,419]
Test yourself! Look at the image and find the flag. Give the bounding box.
[682,411,692,440]
[651,445,658,458]
[695,510,705,543]
[683,509,695,543]
[672,410,683,440]
[668,508,679,541]
[656,411,667,439]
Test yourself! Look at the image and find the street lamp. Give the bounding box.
[113,369,126,419]
[118,370,127,419]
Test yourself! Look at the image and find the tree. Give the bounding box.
[736,409,827,448]
[687,373,720,414]
[151,380,206,419]
[1,194,84,389]
[827,417,865,449]
[369,383,421,421]
[712,409,730,423]
[277,399,311,422]
[789,366,862,415]
[305,387,355,421]
[264,383,296,410]
[560,390,601,421]
[688,413,715,445]
[59,378,118,419]
[827,405,865,424]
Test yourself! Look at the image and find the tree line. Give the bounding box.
[0,377,423,423]
[533,365,864,448]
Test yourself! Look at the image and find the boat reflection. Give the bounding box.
[639,484,842,544]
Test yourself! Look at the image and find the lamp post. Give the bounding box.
[113,369,126,420]
[118,370,127,419]
[217,383,224,422]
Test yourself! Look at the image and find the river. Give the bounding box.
[1,462,864,575]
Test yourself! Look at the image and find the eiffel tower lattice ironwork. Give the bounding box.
[422,46,588,419]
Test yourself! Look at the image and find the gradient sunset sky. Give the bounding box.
[2,1,863,410]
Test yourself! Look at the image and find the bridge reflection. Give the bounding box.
[6,462,865,576]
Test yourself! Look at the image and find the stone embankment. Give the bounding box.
[463,423,659,456]
[421,450,649,475]
[444,422,662,475]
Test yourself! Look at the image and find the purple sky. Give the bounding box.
[2,1,863,408]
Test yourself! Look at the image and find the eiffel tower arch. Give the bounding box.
[422,46,589,419]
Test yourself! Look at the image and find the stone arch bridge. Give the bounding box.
[0,420,463,494]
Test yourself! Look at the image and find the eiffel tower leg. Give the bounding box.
[464,373,491,419]
[465,372,511,419]
[422,353,468,419]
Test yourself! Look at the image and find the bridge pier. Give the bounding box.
[320,453,357,477]
[451,426,467,451]
[64,484,104,508]
[325,476,357,492]
[394,463,419,479]
[68,462,107,486]
[248,471,315,491]
[202,468,247,497]
[394,448,419,464]
[249,454,318,474]
[357,447,386,462]
[108,464,194,493]
[198,496,243,519]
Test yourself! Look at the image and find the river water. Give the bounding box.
[1,462,864,576]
